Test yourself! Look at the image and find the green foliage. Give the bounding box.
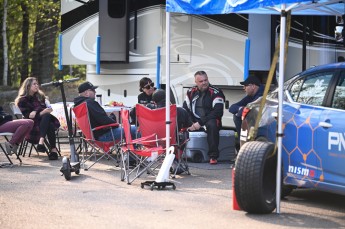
[0,0,85,88]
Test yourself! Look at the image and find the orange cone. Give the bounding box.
[232,168,241,210]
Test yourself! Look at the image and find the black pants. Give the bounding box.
[39,114,56,149]
[204,119,220,159]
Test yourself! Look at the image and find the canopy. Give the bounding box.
[166,0,344,16]
[165,0,344,214]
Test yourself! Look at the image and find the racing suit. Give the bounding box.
[183,85,225,159]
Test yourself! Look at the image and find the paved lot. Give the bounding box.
[1,148,345,229]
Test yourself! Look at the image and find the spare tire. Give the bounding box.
[234,141,276,214]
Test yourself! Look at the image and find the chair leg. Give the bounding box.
[171,148,190,178]
[0,143,13,166]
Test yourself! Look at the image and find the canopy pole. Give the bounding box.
[276,4,286,215]
[165,12,171,152]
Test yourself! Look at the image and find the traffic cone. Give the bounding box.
[232,168,241,210]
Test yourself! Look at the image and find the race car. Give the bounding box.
[235,62,345,213]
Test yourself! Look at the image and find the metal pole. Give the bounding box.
[165,12,171,152]
[276,4,286,214]
[156,46,161,89]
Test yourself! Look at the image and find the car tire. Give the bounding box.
[234,141,276,214]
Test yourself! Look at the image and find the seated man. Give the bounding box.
[229,75,264,145]
[183,71,225,165]
[74,81,136,141]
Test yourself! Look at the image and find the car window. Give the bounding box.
[289,72,333,106]
[331,72,345,110]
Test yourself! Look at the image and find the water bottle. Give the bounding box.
[45,98,52,108]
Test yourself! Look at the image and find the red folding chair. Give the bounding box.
[73,102,119,171]
[136,104,190,178]
[119,108,166,184]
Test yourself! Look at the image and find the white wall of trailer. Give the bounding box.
[87,6,249,127]
[62,4,345,128]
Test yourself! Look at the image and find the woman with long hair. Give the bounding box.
[15,77,60,160]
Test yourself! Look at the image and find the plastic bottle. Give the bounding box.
[45,97,52,108]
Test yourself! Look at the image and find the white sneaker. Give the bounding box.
[4,142,13,156]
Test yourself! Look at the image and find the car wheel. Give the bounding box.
[234,141,276,214]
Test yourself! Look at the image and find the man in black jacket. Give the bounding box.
[229,75,264,140]
[74,81,136,141]
[183,71,225,164]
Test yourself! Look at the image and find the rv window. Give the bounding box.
[108,0,126,18]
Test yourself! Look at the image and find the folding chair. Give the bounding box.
[9,102,53,158]
[0,132,22,167]
[119,108,165,184]
[136,104,190,178]
[73,102,120,171]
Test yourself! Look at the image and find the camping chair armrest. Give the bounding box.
[130,133,157,144]
[92,123,119,131]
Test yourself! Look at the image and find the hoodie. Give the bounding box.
[74,96,116,139]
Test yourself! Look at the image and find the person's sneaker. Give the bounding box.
[210,158,217,165]
[48,151,58,160]
[37,144,47,153]
[5,142,14,156]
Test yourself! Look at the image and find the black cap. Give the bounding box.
[78,81,98,93]
[240,75,261,86]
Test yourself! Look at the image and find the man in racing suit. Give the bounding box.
[183,71,225,164]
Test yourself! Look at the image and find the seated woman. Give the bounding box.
[15,77,60,160]
[0,106,34,155]
[137,77,156,105]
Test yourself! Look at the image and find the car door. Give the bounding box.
[317,71,345,189]
[285,71,333,187]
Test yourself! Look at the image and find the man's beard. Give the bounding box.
[198,85,208,92]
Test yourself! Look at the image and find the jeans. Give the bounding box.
[97,125,137,142]
[233,114,242,138]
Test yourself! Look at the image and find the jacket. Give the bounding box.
[183,84,225,126]
[74,96,117,139]
[18,95,60,143]
[229,84,264,117]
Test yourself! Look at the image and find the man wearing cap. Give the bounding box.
[74,81,136,141]
[229,75,264,145]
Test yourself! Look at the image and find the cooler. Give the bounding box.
[185,130,236,163]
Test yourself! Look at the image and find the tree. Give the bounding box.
[31,0,60,83]
[20,1,29,83]
[2,0,8,86]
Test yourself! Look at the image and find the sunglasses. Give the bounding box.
[143,82,154,90]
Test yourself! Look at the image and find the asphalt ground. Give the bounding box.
[1,146,345,229]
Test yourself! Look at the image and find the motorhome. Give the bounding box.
[60,0,345,127]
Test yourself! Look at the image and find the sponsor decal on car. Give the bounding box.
[288,165,309,176]
[329,132,345,151]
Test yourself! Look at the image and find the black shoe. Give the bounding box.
[37,144,47,153]
[48,151,58,160]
